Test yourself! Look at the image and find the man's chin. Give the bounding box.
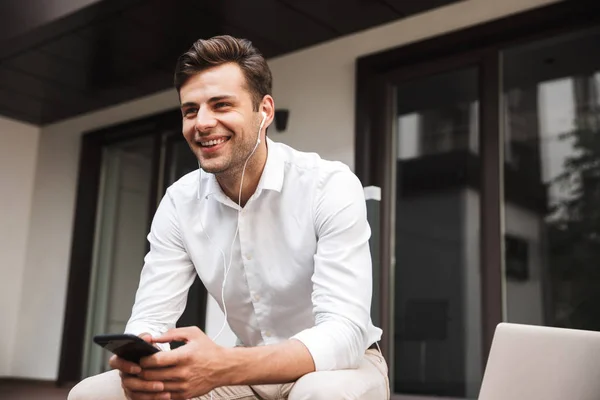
[198,160,228,174]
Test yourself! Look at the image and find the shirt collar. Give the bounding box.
[257,137,284,193]
[200,137,284,200]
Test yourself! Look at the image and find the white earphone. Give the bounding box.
[257,111,266,145]
[196,110,267,347]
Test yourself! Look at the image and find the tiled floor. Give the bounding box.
[0,381,72,400]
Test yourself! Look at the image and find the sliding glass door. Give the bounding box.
[356,4,600,399]
[501,27,600,331]
[82,131,206,376]
[388,64,484,399]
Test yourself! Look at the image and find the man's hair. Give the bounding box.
[174,35,272,111]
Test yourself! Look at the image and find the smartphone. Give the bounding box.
[93,333,160,364]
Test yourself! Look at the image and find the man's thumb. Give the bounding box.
[138,332,153,343]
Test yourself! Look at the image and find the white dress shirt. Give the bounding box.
[125,138,383,371]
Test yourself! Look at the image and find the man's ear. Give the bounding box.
[260,95,275,131]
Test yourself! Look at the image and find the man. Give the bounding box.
[69,35,389,400]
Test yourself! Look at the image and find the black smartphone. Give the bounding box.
[93,333,160,364]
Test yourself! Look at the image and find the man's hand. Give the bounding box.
[138,326,226,400]
[109,333,170,400]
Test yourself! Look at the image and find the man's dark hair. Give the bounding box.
[174,35,272,111]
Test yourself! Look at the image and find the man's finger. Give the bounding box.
[152,327,199,344]
[139,367,183,382]
[139,333,154,343]
[162,380,190,394]
[139,348,183,369]
[121,375,165,392]
[110,355,142,375]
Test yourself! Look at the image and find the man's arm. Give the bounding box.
[226,166,374,380]
[290,165,374,371]
[124,188,197,345]
[221,339,315,385]
[125,328,314,398]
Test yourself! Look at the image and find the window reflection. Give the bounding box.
[394,67,481,398]
[503,28,600,331]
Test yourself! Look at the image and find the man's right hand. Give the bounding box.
[109,333,170,400]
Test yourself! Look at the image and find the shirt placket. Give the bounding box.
[237,206,271,343]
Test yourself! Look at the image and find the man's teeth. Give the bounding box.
[200,138,228,147]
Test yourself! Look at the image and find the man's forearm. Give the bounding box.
[219,339,315,386]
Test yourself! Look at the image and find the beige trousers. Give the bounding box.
[68,349,389,400]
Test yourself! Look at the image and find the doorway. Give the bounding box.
[355,2,600,399]
[79,124,207,377]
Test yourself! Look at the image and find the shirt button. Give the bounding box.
[245,254,252,260]
[265,331,272,337]
[253,293,260,301]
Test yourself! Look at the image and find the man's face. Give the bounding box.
[179,63,261,175]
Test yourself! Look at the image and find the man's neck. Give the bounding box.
[216,146,268,207]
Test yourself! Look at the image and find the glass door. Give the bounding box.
[389,65,483,399]
[502,26,600,330]
[82,132,207,375]
[82,136,155,376]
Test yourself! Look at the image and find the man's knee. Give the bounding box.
[67,377,93,400]
[68,369,124,400]
[288,361,389,400]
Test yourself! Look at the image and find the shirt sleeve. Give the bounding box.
[291,165,373,371]
[124,189,197,350]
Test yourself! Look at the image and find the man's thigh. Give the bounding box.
[68,369,259,400]
[68,369,127,400]
[284,350,390,400]
[196,385,259,400]
[68,351,389,400]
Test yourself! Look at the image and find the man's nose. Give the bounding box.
[195,108,217,133]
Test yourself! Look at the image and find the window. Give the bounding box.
[392,67,482,398]
[503,27,600,330]
[355,3,600,399]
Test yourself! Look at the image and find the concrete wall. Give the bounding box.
[7,0,560,380]
[0,116,39,377]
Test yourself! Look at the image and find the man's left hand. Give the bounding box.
[138,326,226,400]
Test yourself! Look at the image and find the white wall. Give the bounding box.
[12,0,561,380]
[10,94,176,380]
[0,116,39,377]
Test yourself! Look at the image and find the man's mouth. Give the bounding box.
[198,137,230,148]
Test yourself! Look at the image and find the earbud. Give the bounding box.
[257,112,267,145]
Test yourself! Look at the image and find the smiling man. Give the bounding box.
[68,35,389,400]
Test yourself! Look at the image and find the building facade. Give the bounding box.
[2,0,599,399]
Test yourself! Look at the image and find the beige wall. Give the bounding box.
[7,0,561,380]
[0,116,39,377]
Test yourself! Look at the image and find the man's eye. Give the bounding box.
[215,102,230,109]
[183,108,197,116]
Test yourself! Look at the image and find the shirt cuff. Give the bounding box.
[124,322,171,351]
[291,328,340,371]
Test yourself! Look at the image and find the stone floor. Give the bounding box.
[0,380,72,400]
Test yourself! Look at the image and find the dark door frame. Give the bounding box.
[354,0,600,396]
[57,109,208,385]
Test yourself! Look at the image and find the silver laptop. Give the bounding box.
[478,322,600,400]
